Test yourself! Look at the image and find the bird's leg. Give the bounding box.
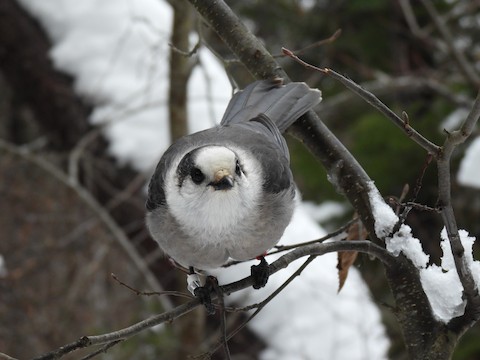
[187,268,216,315]
[250,255,270,289]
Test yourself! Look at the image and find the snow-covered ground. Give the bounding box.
[17,0,478,358]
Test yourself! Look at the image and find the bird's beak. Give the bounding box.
[209,169,234,190]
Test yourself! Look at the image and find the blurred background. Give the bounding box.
[1,0,479,359]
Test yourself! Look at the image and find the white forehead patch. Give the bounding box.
[195,146,236,174]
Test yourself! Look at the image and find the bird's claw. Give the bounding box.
[193,286,215,315]
[187,273,216,315]
[251,256,270,289]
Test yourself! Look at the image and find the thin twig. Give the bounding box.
[282,47,441,156]
[31,238,394,359]
[389,199,439,214]
[392,153,435,233]
[213,280,231,360]
[79,341,123,360]
[198,255,317,358]
[168,39,201,58]
[0,139,172,311]
[420,0,480,88]
[111,273,192,299]
[32,300,201,360]
[273,29,342,57]
[221,217,357,268]
[270,217,357,253]
[399,0,423,36]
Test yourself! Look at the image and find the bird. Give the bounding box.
[145,78,321,307]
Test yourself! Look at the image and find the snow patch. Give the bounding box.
[458,136,480,189]
[441,108,469,132]
[420,228,480,322]
[367,181,398,238]
[301,201,347,223]
[368,183,429,268]
[386,224,429,269]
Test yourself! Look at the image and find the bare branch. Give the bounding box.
[420,0,480,88]
[282,47,441,156]
[111,273,192,299]
[457,90,480,141]
[393,153,435,232]
[221,240,396,297]
[31,238,394,359]
[32,300,201,360]
[215,282,231,360]
[273,29,342,57]
[0,139,171,311]
[436,90,480,322]
[199,255,317,358]
[270,217,357,254]
[319,75,474,125]
[0,352,19,360]
[169,0,195,141]
[399,0,423,36]
[78,341,123,360]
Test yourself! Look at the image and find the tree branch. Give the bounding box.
[319,75,474,123]
[437,90,480,330]
[0,352,19,360]
[32,300,200,360]
[420,0,480,88]
[168,0,195,141]
[31,239,394,359]
[282,48,441,156]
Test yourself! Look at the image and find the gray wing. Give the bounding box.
[235,114,292,162]
[220,79,321,132]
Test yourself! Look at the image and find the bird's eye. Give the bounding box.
[235,160,242,176]
[190,167,205,184]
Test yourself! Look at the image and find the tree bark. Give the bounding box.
[168,0,194,142]
[167,2,207,358]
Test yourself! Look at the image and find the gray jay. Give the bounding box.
[146,79,321,301]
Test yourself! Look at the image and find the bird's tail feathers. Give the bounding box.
[220,79,322,132]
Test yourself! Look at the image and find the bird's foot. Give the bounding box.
[187,272,216,315]
[251,256,270,289]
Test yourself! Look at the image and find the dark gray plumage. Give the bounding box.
[146,79,321,270]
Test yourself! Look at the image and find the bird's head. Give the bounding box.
[177,145,243,192]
